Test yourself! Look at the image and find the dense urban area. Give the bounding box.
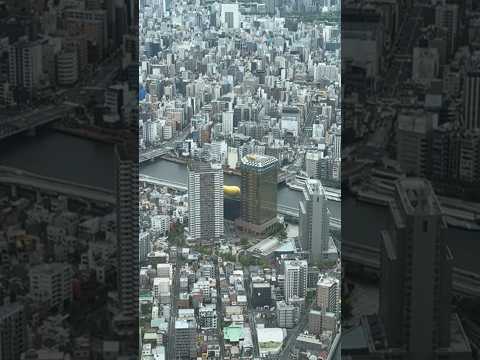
[139,0,341,359]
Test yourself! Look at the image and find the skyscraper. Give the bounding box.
[0,302,27,360]
[236,154,279,235]
[188,162,224,243]
[222,110,234,136]
[379,178,454,360]
[284,259,308,303]
[114,143,138,334]
[463,71,480,130]
[299,179,330,260]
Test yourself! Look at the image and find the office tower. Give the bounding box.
[236,154,279,235]
[276,301,299,328]
[139,232,151,263]
[114,143,138,332]
[435,2,458,57]
[463,71,480,130]
[251,282,272,308]
[379,179,453,360]
[396,111,438,177]
[0,302,27,360]
[174,318,197,359]
[283,260,308,303]
[188,162,224,243]
[431,123,461,181]
[8,39,43,92]
[222,110,234,136]
[29,263,72,310]
[299,179,329,260]
[316,275,339,313]
[220,3,240,29]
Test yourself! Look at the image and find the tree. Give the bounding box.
[240,237,249,248]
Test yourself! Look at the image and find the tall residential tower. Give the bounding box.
[188,162,224,243]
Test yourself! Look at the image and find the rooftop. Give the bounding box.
[241,154,279,169]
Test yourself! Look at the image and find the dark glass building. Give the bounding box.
[236,154,279,235]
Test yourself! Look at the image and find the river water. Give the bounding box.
[0,130,476,273]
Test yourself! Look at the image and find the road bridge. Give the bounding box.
[0,166,115,205]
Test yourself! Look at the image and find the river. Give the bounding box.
[0,130,476,273]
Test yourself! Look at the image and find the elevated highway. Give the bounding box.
[0,166,115,205]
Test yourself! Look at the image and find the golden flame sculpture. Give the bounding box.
[224,185,240,197]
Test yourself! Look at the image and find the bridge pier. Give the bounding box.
[11,184,17,198]
[36,190,42,203]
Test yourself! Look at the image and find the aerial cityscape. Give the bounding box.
[0,0,479,359]
[0,0,139,359]
[139,0,341,359]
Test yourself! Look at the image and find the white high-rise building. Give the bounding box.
[8,39,43,92]
[29,263,72,310]
[333,127,341,160]
[188,162,224,243]
[305,151,321,179]
[299,179,329,260]
[222,110,234,136]
[56,48,79,86]
[283,260,308,303]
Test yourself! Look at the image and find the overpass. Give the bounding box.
[139,148,170,163]
[0,166,115,205]
[0,103,77,141]
[140,175,187,191]
[343,241,480,298]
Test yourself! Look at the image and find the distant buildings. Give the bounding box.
[299,179,330,260]
[187,162,224,243]
[220,3,240,29]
